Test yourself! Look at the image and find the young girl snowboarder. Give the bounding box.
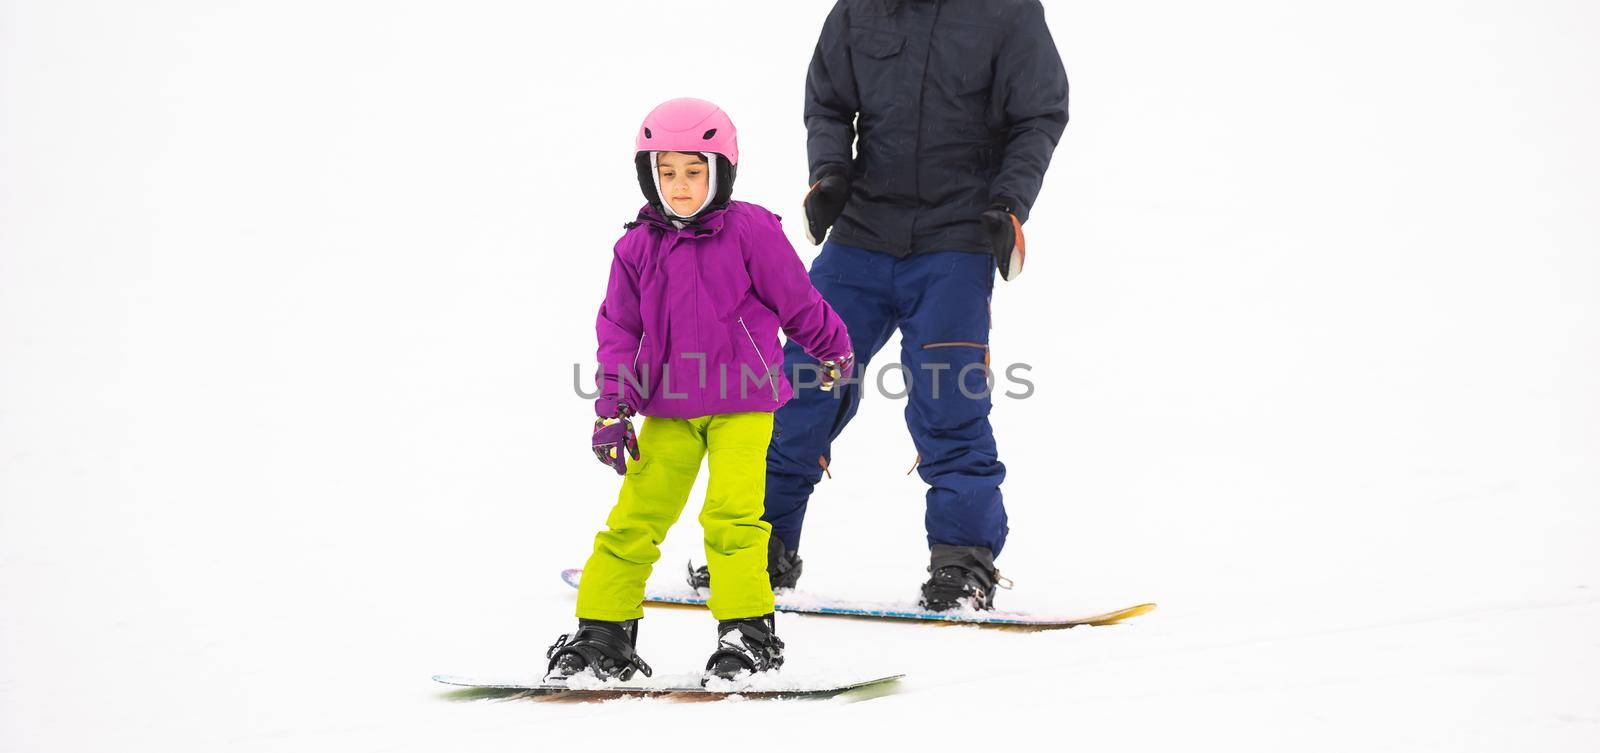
[546,98,853,685]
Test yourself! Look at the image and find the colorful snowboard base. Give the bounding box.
[432,672,903,698]
[560,567,1155,630]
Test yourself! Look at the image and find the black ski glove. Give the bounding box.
[802,166,850,246]
[979,203,1026,282]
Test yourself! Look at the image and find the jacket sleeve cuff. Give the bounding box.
[811,163,849,185]
[991,195,1027,223]
[594,397,634,419]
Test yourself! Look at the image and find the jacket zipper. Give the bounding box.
[906,1,942,253]
[738,316,779,401]
[921,341,987,349]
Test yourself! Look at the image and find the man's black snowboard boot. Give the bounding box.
[918,544,1002,612]
[766,536,803,589]
[687,536,804,591]
[703,613,784,684]
[544,618,652,682]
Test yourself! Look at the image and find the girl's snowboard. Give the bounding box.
[560,568,1155,630]
[433,672,903,698]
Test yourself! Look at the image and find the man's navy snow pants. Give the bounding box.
[764,241,1009,556]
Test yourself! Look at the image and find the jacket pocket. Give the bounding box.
[622,333,655,408]
[850,28,905,115]
[850,28,904,59]
[737,316,780,401]
[929,27,995,97]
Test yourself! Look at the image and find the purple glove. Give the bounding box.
[819,352,855,392]
[592,406,640,475]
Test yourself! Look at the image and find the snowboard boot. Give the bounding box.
[766,536,804,590]
[703,613,785,684]
[918,544,1002,612]
[544,618,652,683]
[686,536,804,591]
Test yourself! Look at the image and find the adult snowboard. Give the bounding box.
[560,568,1155,630]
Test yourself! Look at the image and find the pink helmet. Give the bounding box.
[635,97,739,164]
[634,98,740,220]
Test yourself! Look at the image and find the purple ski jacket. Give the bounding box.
[594,201,852,420]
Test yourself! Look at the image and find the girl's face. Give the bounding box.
[656,151,709,216]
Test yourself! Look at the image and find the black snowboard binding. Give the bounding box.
[544,618,652,682]
[687,536,804,591]
[918,544,1006,612]
[703,613,785,684]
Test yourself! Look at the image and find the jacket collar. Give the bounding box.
[629,203,731,238]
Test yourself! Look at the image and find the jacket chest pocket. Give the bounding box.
[928,28,996,99]
[849,28,906,112]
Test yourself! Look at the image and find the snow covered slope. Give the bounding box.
[2,1,1596,751]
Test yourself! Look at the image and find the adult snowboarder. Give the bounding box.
[764,0,1069,610]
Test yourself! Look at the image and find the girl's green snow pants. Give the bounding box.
[576,411,775,622]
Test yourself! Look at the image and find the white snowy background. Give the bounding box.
[3,0,1597,750]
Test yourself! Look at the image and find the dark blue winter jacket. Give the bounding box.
[806,0,1069,257]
